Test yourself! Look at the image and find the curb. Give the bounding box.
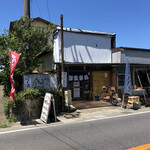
[0,106,150,133]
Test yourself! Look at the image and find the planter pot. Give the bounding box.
[133,102,139,110]
[95,96,100,101]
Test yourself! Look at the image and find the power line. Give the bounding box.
[30,0,33,18]
[46,0,51,21]
[30,0,42,18]
[35,0,42,18]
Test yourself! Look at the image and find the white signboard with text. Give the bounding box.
[73,88,80,98]
[24,74,57,90]
[40,93,52,123]
[62,72,67,88]
[40,93,57,124]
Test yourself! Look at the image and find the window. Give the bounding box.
[117,74,125,87]
[117,73,133,87]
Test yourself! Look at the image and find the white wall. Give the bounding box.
[53,33,61,63]
[112,51,121,63]
[54,31,112,63]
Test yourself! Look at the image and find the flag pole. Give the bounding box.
[121,94,125,108]
[9,50,21,101]
[9,50,11,99]
[9,49,13,118]
[9,49,13,101]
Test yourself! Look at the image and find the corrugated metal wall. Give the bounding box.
[112,49,150,64]
[121,50,150,64]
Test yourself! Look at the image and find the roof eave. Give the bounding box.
[55,27,116,37]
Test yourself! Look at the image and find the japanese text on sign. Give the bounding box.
[69,72,90,82]
[40,93,52,123]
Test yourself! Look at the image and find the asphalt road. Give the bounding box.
[0,112,150,150]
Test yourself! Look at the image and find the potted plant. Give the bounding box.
[95,92,100,101]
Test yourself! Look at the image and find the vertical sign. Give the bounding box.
[10,50,20,101]
[65,90,72,106]
[73,88,80,98]
[124,57,132,95]
[62,72,67,88]
[65,90,72,112]
[40,93,51,123]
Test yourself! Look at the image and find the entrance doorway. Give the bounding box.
[68,72,90,100]
[93,71,111,99]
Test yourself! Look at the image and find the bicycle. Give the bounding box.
[100,86,120,106]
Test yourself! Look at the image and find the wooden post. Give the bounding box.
[60,14,65,111]
[61,14,64,73]
[133,66,136,89]
[136,70,147,103]
[121,94,125,108]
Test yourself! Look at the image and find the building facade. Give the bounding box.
[53,27,116,100]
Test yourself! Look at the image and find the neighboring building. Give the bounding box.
[112,47,150,64]
[10,17,51,30]
[9,17,57,74]
[112,47,150,97]
[9,17,59,92]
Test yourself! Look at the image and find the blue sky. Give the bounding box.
[0,0,150,49]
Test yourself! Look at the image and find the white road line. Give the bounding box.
[84,110,150,122]
[1,110,150,135]
[0,127,39,135]
[0,124,63,135]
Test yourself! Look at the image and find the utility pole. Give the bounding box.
[23,0,30,68]
[61,14,64,73]
[23,0,30,18]
[60,14,65,111]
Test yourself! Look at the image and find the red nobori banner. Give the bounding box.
[10,50,20,101]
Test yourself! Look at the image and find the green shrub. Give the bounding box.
[0,72,4,85]
[4,98,16,118]
[0,119,11,128]
[4,88,62,120]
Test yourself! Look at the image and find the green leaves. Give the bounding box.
[0,17,54,96]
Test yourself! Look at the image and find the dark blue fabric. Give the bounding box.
[124,58,132,95]
[69,72,90,82]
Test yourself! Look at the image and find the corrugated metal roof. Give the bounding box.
[55,27,116,37]
[112,47,150,53]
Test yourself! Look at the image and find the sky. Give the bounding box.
[0,0,150,49]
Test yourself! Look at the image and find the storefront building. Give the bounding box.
[53,27,116,101]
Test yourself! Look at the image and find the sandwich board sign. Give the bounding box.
[40,93,56,123]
